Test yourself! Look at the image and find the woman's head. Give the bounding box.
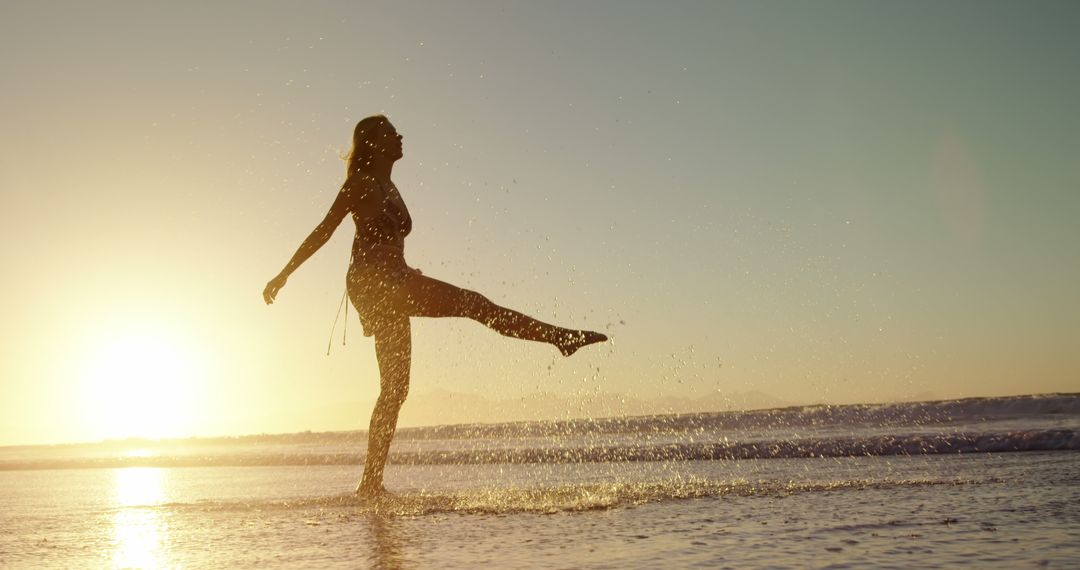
[346,115,404,176]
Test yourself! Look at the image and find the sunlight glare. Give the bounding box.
[81,330,204,441]
[112,468,167,569]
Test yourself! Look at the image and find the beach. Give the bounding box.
[2,395,1077,568]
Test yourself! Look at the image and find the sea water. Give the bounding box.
[1,394,1077,568]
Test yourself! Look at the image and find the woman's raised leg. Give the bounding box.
[356,316,411,496]
[400,273,606,356]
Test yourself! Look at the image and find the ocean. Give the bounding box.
[1,394,1077,568]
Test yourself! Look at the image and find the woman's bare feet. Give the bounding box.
[355,480,388,498]
[556,330,608,357]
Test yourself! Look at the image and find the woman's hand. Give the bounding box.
[263,273,288,305]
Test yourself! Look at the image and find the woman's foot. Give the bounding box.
[556,330,608,357]
[355,480,388,498]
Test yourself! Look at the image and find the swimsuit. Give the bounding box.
[345,177,417,337]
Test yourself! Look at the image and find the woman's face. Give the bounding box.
[368,120,404,161]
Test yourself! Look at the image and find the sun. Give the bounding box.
[80,329,204,441]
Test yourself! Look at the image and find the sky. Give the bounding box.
[1,1,1077,446]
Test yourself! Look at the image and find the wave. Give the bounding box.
[392,393,1080,440]
[38,393,1075,452]
[5,429,1075,471]
[96,393,1076,445]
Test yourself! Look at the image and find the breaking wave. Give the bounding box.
[4,429,1075,471]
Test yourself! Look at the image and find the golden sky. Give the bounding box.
[2,1,1078,445]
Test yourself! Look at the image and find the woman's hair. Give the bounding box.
[345,115,389,177]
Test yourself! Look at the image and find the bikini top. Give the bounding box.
[351,176,412,253]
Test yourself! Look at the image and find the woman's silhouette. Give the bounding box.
[263,115,607,496]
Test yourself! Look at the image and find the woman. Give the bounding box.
[263,115,607,497]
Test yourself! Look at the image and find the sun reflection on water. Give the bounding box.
[112,467,168,569]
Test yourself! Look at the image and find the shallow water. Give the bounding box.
[3,396,1077,568]
[2,452,1078,568]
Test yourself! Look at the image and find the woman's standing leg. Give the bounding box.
[356,316,411,496]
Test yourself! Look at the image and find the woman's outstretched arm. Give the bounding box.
[263,190,351,304]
